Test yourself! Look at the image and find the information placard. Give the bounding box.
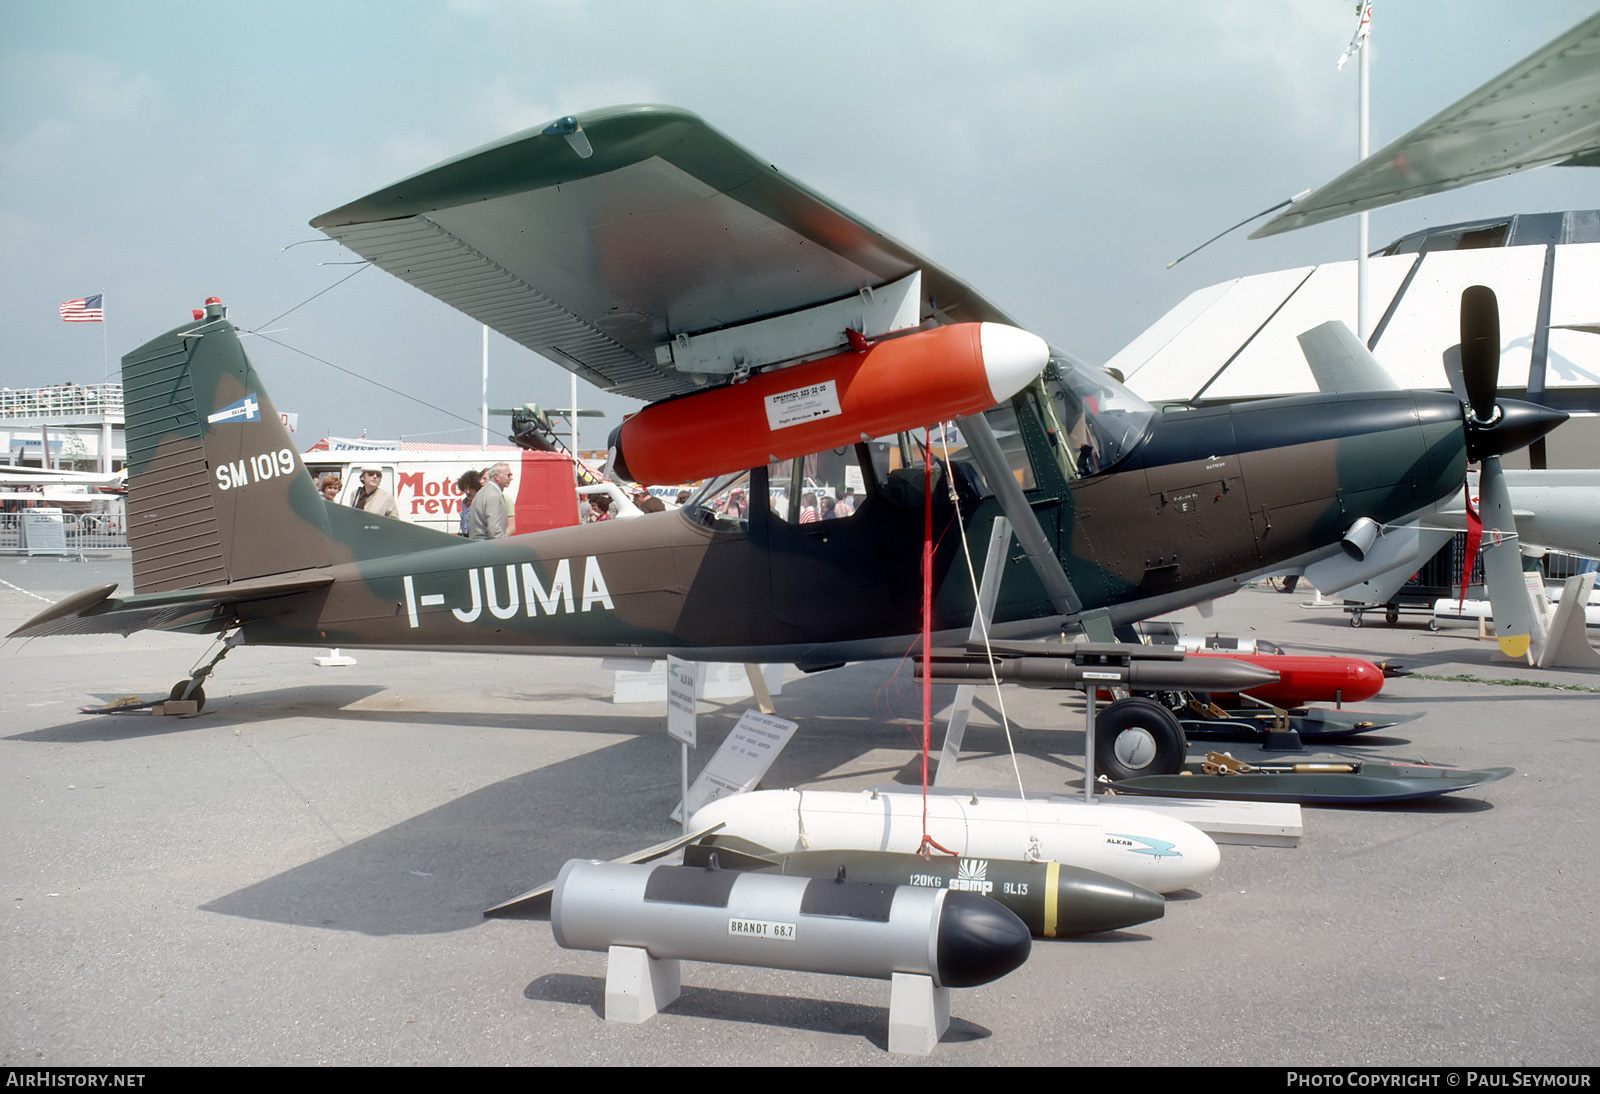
[676,710,799,821]
[666,656,698,746]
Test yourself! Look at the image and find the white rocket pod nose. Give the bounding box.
[979,322,1052,404]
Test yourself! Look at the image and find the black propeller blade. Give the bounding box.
[1450,284,1566,461]
[1459,284,1501,425]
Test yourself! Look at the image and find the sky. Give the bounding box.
[3,1,1597,451]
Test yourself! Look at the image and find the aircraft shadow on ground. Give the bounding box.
[522,972,992,1048]
[194,727,919,935]
[194,669,1101,937]
[11,684,668,742]
[5,684,390,742]
[200,732,702,935]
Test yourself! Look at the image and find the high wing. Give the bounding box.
[1253,14,1600,238]
[311,105,1017,402]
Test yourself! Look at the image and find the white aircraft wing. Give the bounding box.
[1253,14,1600,238]
[312,105,1017,402]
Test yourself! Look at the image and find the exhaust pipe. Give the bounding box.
[1341,517,1381,562]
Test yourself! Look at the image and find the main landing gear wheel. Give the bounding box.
[1095,697,1187,781]
[169,682,206,712]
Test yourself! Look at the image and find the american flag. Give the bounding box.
[59,294,104,323]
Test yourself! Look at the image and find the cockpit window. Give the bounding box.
[679,350,1155,527]
[683,469,752,531]
[860,427,994,509]
[766,452,866,523]
[1040,355,1155,477]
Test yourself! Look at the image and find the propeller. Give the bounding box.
[1449,285,1566,464]
[1448,285,1554,660]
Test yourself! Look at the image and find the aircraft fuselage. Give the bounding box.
[227,391,1470,664]
[15,315,1514,665]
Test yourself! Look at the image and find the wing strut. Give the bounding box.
[955,413,1083,618]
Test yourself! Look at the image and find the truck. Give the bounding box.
[301,439,639,535]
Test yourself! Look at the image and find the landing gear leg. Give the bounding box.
[170,628,244,713]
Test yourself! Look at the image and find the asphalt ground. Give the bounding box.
[2,552,1596,1067]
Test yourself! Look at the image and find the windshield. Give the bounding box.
[1040,354,1155,476]
[683,469,754,531]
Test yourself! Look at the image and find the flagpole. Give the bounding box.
[1357,25,1371,342]
[1338,3,1374,342]
[101,288,110,380]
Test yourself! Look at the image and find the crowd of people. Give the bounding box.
[317,463,512,537]
[313,461,694,539]
[0,383,123,418]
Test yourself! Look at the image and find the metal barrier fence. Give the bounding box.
[1403,533,1597,591]
[0,511,129,555]
[0,382,123,419]
[1544,550,1599,581]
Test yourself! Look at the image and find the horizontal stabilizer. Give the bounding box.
[9,572,334,639]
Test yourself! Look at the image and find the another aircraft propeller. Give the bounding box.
[1447,286,1567,463]
[1449,285,1551,659]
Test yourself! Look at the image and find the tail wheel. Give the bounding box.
[1095,697,1187,781]
[169,682,206,712]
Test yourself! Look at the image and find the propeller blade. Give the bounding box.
[1441,344,1469,405]
[1459,285,1501,424]
[1477,456,1539,660]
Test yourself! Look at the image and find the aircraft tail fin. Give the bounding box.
[123,300,343,593]
[1297,320,1398,394]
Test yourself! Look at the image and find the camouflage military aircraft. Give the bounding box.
[10,107,1565,713]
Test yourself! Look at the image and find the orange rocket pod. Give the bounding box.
[617,322,1050,484]
[1187,651,1386,706]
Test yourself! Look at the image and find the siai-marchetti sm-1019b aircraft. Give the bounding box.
[10,106,1566,704]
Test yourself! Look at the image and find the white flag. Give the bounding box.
[1337,1,1372,70]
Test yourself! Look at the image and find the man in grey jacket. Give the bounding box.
[467,462,512,539]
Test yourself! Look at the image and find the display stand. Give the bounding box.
[933,516,1012,785]
[888,972,950,1055]
[603,945,681,1024]
[597,947,952,1055]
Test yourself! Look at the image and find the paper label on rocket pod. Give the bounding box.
[764,380,841,430]
[728,918,796,940]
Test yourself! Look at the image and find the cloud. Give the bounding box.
[0,53,161,173]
